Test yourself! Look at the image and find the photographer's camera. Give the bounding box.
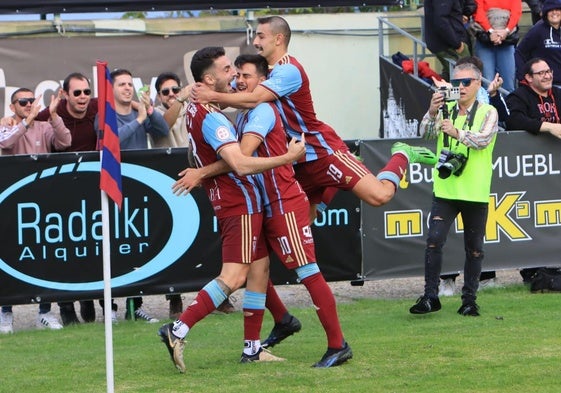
[438,86,461,101]
[437,149,468,179]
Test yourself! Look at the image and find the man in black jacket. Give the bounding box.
[506,58,561,138]
[506,57,561,282]
[423,0,473,80]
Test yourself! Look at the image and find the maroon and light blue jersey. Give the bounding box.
[186,102,262,219]
[260,55,347,163]
[236,102,308,218]
[238,102,315,267]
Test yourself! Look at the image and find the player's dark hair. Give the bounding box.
[190,46,226,83]
[258,16,291,45]
[234,54,269,77]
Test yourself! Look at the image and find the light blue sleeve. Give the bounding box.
[242,104,275,138]
[202,112,239,152]
[261,63,302,98]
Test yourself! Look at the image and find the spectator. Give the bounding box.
[472,0,522,92]
[97,68,169,323]
[423,0,472,80]
[150,72,189,319]
[0,88,71,332]
[524,0,545,24]
[505,57,561,282]
[506,58,561,138]
[515,0,561,87]
[409,62,499,316]
[150,72,189,149]
[461,0,478,54]
[36,72,101,326]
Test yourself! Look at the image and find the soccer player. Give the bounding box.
[181,53,353,367]
[189,16,436,348]
[158,46,305,373]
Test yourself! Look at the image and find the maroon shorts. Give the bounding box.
[218,214,268,263]
[262,205,316,270]
[294,149,371,205]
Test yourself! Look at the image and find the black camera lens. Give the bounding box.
[436,149,467,178]
[438,156,466,178]
[438,163,453,179]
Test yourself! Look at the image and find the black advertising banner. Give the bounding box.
[0,149,361,305]
[361,131,561,279]
[379,57,433,139]
[0,149,217,305]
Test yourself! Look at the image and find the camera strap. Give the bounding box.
[443,100,478,156]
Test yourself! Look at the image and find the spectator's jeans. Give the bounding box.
[474,41,516,92]
[424,196,488,304]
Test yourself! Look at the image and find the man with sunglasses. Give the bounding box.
[0,87,71,333]
[150,72,189,149]
[1,88,71,154]
[409,62,498,317]
[36,72,98,152]
[150,72,190,319]
[36,72,119,326]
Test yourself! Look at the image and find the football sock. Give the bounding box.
[179,279,226,329]
[265,279,289,323]
[301,272,344,348]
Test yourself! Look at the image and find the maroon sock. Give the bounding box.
[265,279,289,323]
[243,308,265,341]
[302,273,344,348]
[179,290,216,328]
[378,152,408,183]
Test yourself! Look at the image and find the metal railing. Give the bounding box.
[377,14,429,79]
[377,13,509,95]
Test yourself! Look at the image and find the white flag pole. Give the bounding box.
[101,177,115,393]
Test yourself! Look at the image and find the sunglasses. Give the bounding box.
[13,98,35,106]
[450,78,478,87]
[160,86,181,96]
[72,89,92,97]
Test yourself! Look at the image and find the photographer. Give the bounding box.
[409,62,499,317]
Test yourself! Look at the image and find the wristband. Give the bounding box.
[22,119,29,129]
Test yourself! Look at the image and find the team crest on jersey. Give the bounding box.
[215,125,231,141]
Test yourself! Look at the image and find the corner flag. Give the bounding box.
[96,61,122,210]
